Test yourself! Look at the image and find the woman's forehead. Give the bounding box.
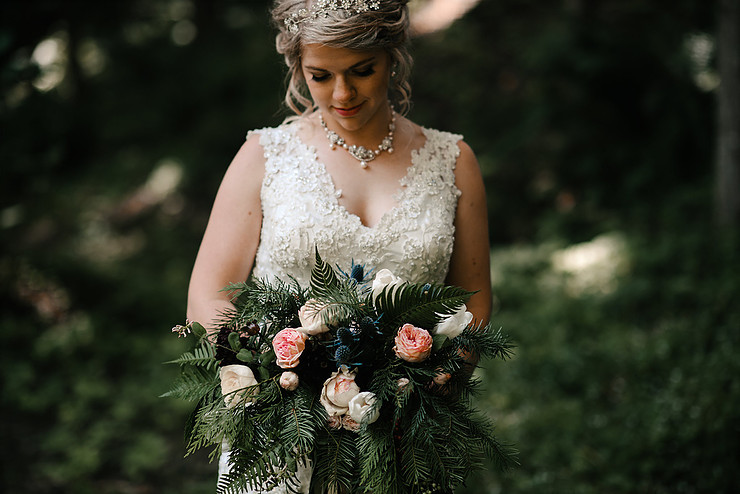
[301,44,386,68]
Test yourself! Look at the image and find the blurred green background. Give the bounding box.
[1,0,738,493]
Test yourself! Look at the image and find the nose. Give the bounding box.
[332,76,355,104]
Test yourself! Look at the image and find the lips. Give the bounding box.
[333,103,363,117]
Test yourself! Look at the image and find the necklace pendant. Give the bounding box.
[360,161,368,169]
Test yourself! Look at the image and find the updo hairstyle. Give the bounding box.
[271,0,413,116]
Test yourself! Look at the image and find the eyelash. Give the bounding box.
[310,66,376,83]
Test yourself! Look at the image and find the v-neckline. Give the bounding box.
[290,124,430,231]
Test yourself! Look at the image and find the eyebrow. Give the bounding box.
[303,56,376,72]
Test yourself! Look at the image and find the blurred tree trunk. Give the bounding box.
[716,0,740,225]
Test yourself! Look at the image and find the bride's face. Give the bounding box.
[301,44,392,135]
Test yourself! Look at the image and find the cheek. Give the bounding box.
[305,83,330,105]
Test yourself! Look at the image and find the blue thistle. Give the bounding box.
[334,344,352,364]
[336,326,354,344]
[350,264,364,282]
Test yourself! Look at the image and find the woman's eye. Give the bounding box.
[311,73,330,82]
[354,67,375,77]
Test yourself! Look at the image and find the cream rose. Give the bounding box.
[348,391,380,425]
[272,328,307,369]
[393,323,433,363]
[320,366,360,417]
[297,300,331,335]
[434,304,474,339]
[279,371,299,391]
[220,365,259,408]
[371,269,403,300]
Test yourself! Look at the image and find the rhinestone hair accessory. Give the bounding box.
[285,0,381,34]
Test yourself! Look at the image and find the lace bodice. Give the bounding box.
[250,121,463,287]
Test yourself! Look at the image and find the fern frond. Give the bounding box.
[164,342,217,369]
[306,282,370,327]
[310,249,340,298]
[375,283,473,330]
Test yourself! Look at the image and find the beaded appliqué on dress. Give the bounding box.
[249,122,463,288]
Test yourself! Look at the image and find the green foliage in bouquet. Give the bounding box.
[164,252,516,494]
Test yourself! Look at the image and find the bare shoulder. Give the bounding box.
[226,131,267,180]
[453,139,485,193]
[210,130,268,214]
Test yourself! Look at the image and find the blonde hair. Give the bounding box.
[271,0,413,116]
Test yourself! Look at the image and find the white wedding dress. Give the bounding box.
[218,120,464,493]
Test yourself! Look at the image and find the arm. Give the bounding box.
[445,141,492,371]
[186,133,266,333]
[445,140,492,326]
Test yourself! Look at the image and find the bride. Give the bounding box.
[186,0,491,492]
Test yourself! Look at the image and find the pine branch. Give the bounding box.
[222,278,306,332]
[161,365,219,402]
[279,386,319,457]
[454,324,515,361]
[357,422,400,494]
[312,428,357,493]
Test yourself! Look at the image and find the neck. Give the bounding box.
[323,103,394,147]
[319,104,397,169]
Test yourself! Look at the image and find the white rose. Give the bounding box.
[433,304,473,339]
[297,300,331,335]
[348,391,380,425]
[279,371,299,391]
[371,269,403,300]
[320,366,360,417]
[220,365,259,408]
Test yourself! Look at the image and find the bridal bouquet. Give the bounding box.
[165,252,516,494]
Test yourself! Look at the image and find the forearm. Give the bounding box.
[186,293,234,335]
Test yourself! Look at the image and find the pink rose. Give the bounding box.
[279,371,299,391]
[320,366,360,416]
[272,328,307,369]
[393,324,433,363]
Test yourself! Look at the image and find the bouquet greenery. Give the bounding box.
[165,252,516,494]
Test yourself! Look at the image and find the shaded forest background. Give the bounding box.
[1,0,738,493]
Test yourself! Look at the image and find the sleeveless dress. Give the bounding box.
[218,120,463,493]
